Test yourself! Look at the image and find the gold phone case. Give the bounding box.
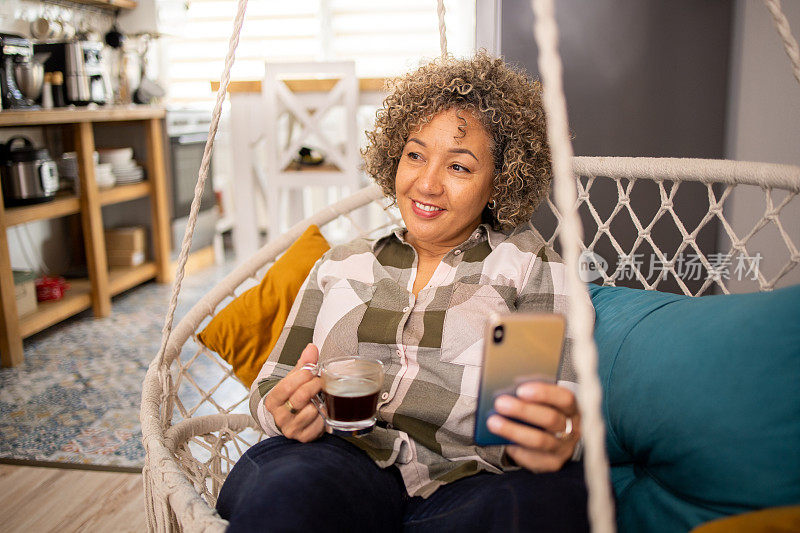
[474,313,566,446]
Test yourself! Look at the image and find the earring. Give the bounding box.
[487,200,496,210]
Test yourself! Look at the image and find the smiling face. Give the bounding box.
[395,108,495,257]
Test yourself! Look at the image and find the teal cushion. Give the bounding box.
[589,284,800,533]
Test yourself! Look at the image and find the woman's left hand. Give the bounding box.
[487,382,580,473]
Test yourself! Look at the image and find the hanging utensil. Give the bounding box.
[104,10,125,49]
[133,33,165,104]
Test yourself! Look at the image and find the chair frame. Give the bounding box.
[257,61,362,238]
[141,156,800,532]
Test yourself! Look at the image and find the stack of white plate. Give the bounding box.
[95,163,116,188]
[98,147,145,185]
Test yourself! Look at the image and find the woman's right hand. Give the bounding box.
[263,343,326,443]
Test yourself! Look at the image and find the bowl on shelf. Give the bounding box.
[98,148,134,166]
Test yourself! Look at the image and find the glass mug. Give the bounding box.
[302,357,384,436]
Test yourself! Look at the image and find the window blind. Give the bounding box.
[165,0,475,106]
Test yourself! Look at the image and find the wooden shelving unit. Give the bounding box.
[109,262,159,295]
[99,181,151,206]
[0,106,170,367]
[18,279,92,338]
[5,194,81,227]
[0,107,157,127]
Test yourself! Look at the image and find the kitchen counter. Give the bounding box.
[0,105,165,127]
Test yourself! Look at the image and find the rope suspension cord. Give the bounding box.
[437,0,447,57]
[763,0,800,87]
[530,0,616,532]
[151,0,250,419]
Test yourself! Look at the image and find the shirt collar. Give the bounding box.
[372,223,511,253]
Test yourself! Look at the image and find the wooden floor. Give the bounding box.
[0,464,147,532]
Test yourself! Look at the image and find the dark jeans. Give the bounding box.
[216,434,589,533]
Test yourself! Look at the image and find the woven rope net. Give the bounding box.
[140,1,800,531]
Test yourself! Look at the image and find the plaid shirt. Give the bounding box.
[250,222,587,497]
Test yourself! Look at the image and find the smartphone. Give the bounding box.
[473,313,566,446]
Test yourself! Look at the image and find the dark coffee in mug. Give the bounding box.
[322,377,380,422]
[303,357,384,435]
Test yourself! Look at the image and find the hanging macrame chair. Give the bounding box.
[140,1,800,531]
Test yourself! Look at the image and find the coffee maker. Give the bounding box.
[0,33,37,109]
[36,41,111,105]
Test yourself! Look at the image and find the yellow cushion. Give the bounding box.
[197,225,329,388]
[691,506,800,533]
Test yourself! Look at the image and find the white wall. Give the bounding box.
[724,0,800,291]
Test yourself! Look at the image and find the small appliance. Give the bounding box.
[14,56,44,101]
[0,136,60,207]
[0,33,38,109]
[35,41,111,105]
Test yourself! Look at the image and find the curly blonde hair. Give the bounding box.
[362,51,551,230]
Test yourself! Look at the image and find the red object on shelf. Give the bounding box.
[35,276,70,302]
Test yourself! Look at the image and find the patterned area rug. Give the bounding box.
[0,262,234,470]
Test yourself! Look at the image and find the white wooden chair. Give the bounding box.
[254,61,362,239]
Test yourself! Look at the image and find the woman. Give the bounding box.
[217,52,591,532]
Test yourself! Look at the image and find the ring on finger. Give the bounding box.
[554,416,573,440]
[284,399,298,415]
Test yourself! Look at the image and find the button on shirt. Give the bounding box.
[250,222,589,498]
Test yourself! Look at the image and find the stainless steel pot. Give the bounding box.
[1,136,60,207]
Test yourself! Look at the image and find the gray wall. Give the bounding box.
[502,0,734,294]
[502,0,732,158]
[723,0,800,292]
